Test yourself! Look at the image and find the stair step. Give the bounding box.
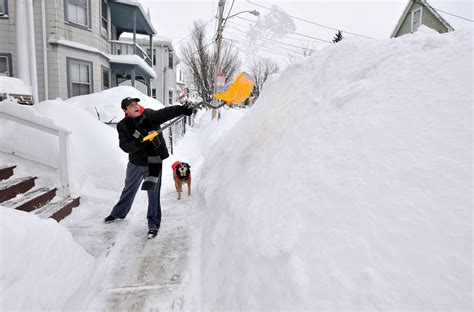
[2,187,57,212]
[35,197,80,222]
[0,176,37,203]
[0,165,16,181]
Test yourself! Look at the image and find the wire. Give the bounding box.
[246,0,374,39]
[225,29,303,55]
[224,0,236,22]
[412,0,474,23]
[174,18,215,47]
[431,8,473,22]
[187,40,215,56]
[235,15,333,43]
[226,22,319,53]
[225,37,298,59]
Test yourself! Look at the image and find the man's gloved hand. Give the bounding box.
[180,102,195,116]
[132,130,144,143]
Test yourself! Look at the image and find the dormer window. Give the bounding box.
[411,8,422,32]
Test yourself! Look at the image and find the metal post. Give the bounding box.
[58,131,71,197]
[26,0,39,104]
[212,0,226,119]
[133,9,137,55]
[131,67,136,87]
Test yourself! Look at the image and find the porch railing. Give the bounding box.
[109,40,152,67]
[0,108,72,197]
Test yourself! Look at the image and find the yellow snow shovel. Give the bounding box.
[213,72,255,105]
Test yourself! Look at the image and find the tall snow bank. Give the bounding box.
[196,29,473,310]
[0,208,94,310]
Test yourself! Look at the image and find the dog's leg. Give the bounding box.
[187,179,191,196]
[174,179,181,200]
[177,181,182,200]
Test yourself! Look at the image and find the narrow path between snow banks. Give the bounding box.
[66,179,196,311]
[63,113,240,310]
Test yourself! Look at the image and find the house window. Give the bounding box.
[100,0,108,37]
[147,49,156,66]
[68,58,92,97]
[102,66,110,90]
[0,0,8,17]
[152,88,157,99]
[411,8,422,32]
[0,54,12,76]
[168,90,173,104]
[168,53,173,69]
[66,0,90,28]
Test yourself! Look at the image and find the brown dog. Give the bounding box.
[171,161,191,200]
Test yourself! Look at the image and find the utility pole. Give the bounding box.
[212,0,226,120]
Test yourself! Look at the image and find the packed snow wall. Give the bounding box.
[195,27,473,311]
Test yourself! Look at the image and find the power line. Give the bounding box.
[224,0,236,22]
[225,29,303,55]
[235,15,332,43]
[226,22,319,53]
[412,0,474,22]
[246,0,374,39]
[187,40,214,56]
[174,18,215,47]
[224,37,298,60]
[432,8,473,22]
[229,18,319,43]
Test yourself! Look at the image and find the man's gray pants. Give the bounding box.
[110,162,162,230]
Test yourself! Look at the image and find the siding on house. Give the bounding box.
[48,45,110,99]
[46,0,111,100]
[0,0,17,77]
[0,0,112,101]
[0,0,155,102]
[394,1,450,37]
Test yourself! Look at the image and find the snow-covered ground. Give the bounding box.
[0,27,472,311]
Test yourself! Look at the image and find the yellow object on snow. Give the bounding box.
[142,131,158,142]
[213,72,255,105]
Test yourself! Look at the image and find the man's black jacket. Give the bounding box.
[117,106,183,166]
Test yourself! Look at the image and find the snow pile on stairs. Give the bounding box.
[195,27,472,310]
[0,207,93,310]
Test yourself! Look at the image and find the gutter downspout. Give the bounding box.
[41,0,48,100]
[132,9,137,87]
[26,0,39,104]
[148,34,153,96]
[15,0,30,87]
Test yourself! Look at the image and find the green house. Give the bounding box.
[391,0,454,38]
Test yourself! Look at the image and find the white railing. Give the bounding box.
[109,40,152,66]
[0,110,71,197]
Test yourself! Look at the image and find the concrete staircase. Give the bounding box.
[0,165,80,221]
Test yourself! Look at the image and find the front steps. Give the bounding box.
[0,165,80,221]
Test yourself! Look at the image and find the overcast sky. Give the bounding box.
[138,0,473,67]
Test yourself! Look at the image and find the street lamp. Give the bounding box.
[211,3,260,119]
[224,10,260,23]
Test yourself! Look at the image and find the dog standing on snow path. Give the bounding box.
[172,161,191,200]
